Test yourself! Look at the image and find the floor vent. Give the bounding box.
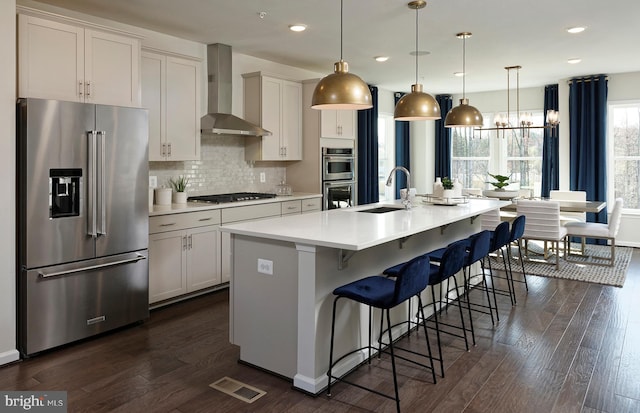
[209,376,266,404]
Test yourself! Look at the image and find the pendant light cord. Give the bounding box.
[462,35,466,99]
[414,5,419,85]
[340,0,343,60]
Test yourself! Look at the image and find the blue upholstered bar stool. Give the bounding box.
[327,254,436,413]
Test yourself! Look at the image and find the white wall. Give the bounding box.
[0,0,19,366]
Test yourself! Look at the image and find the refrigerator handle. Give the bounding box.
[97,131,107,236]
[37,253,147,278]
[87,131,97,238]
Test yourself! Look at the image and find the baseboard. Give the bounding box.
[0,349,20,366]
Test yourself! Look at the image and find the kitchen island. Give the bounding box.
[221,198,509,394]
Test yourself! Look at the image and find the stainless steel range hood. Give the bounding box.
[201,43,271,136]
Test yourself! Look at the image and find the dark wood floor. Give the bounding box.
[2,250,640,413]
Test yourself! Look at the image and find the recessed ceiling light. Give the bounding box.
[454,72,464,77]
[374,56,389,62]
[289,24,306,32]
[568,58,582,64]
[567,26,586,34]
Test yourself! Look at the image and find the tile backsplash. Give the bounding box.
[149,135,287,195]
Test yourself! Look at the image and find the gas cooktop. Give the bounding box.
[187,192,277,204]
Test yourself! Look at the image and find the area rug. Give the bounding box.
[488,242,633,287]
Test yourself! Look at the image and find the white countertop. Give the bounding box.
[148,192,322,216]
[221,198,510,250]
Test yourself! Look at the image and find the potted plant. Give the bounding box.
[483,173,519,199]
[487,173,510,190]
[169,175,189,204]
[442,177,455,199]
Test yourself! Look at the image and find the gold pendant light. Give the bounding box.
[445,32,483,128]
[394,1,441,121]
[311,0,372,110]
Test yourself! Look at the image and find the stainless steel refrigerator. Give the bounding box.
[16,98,150,356]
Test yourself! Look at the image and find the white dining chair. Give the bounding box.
[480,207,501,231]
[563,198,623,266]
[549,190,587,224]
[516,200,567,269]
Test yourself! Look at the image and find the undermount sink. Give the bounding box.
[358,205,406,213]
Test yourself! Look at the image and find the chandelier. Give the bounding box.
[476,65,559,138]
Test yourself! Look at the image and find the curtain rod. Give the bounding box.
[567,75,609,84]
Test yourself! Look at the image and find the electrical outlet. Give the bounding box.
[149,176,157,188]
[257,258,273,275]
[260,172,266,183]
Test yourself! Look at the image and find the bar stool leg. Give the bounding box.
[430,287,445,377]
[327,296,341,397]
[461,266,476,346]
[417,295,437,383]
[484,257,501,321]
[384,309,401,413]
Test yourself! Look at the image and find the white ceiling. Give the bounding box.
[28,0,640,94]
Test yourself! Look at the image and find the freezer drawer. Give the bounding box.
[18,250,149,356]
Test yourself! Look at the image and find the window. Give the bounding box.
[451,111,544,196]
[608,102,640,210]
[378,113,395,201]
[451,127,490,189]
[505,112,544,195]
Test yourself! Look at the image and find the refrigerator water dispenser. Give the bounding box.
[50,168,81,218]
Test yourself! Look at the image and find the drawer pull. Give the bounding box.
[198,217,213,221]
[287,206,297,210]
[160,222,176,227]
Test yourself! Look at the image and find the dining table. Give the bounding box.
[501,198,607,213]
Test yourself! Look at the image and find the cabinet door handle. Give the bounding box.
[86,81,92,97]
[188,234,193,249]
[182,236,187,250]
[168,143,172,157]
[79,81,84,97]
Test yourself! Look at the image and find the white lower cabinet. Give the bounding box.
[149,211,221,305]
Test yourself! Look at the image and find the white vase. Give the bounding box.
[173,191,187,204]
[433,178,443,198]
[442,189,455,199]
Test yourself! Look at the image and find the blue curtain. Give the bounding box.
[569,75,608,233]
[435,94,453,179]
[357,85,379,205]
[541,84,559,198]
[394,92,410,197]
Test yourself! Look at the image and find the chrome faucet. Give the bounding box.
[386,166,412,209]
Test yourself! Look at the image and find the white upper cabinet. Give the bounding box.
[243,72,302,161]
[320,109,356,139]
[18,14,140,107]
[142,50,201,161]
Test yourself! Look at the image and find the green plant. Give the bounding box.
[487,173,510,190]
[169,176,189,192]
[442,177,454,190]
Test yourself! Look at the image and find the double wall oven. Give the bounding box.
[322,147,356,210]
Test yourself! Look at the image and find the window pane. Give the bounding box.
[452,131,490,157]
[613,159,640,209]
[451,160,489,188]
[612,107,640,157]
[507,159,541,189]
